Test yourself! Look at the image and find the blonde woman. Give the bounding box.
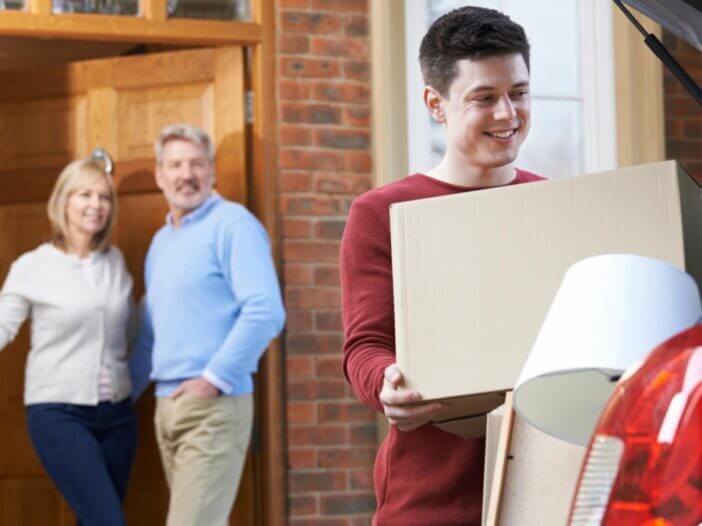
[0,159,136,526]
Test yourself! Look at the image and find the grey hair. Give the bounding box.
[154,123,215,164]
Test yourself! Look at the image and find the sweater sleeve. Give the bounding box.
[0,260,31,350]
[341,198,396,413]
[204,213,286,393]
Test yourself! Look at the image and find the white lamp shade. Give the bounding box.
[514,254,702,446]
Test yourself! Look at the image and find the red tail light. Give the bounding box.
[569,324,702,526]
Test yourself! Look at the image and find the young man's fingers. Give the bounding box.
[380,388,421,407]
[385,401,444,420]
[383,364,402,387]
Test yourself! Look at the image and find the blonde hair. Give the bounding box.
[47,159,117,253]
[154,123,214,165]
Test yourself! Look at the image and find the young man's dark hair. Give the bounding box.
[419,6,530,96]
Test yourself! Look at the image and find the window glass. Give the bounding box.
[0,0,25,9]
[168,0,250,21]
[52,0,138,15]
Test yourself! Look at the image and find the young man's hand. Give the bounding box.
[379,364,447,432]
[170,377,220,400]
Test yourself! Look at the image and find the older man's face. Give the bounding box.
[155,139,215,215]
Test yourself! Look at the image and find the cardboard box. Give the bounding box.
[390,161,702,433]
[482,403,585,525]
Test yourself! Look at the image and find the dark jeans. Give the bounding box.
[26,399,137,526]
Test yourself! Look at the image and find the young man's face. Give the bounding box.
[430,53,531,172]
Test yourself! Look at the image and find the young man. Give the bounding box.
[340,7,544,525]
[130,124,285,526]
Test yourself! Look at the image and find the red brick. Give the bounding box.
[318,401,374,424]
[346,152,372,173]
[316,129,370,150]
[350,424,377,445]
[311,36,369,59]
[288,425,349,447]
[315,310,342,331]
[343,61,370,81]
[320,493,376,515]
[317,356,345,378]
[315,220,346,240]
[284,218,313,238]
[289,494,318,516]
[288,448,317,469]
[350,516,373,526]
[280,150,345,171]
[282,195,341,216]
[350,468,374,490]
[314,266,340,286]
[287,379,347,400]
[284,264,314,285]
[668,140,700,158]
[310,0,367,12]
[280,34,311,54]
[344,15,368,36]
[343,106,371,127]
[287,402,317,424]
[281,103,342,124]
[315,173,372,194]
[286,309,315,331]
[279,0,308,7]
[290,519,349,526]
[684,120,702,138]
[286,286,340,308]
[282,11,341,34]
[339,196,356,214]
[312,81,370,103]
[318,447,375,469]
[284,241,340,263]
[281,57,341,79]
[288,469,348,492]
[281,126,313,147]
[280,171,314,193]
[286,354,316,377]
[288,332,344,354]
[280,79,312,100]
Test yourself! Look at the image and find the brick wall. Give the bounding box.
[663,32,702,179]
[276,1,377,524]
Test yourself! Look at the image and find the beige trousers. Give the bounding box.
[155,393,253,526]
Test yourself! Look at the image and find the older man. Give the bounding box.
[131,123,285,526]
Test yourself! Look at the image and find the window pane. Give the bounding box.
[52,0,138,15]
[0,0,25,9]
[504,0,580,98]
[168,0,250,21]
[516,98,584,179]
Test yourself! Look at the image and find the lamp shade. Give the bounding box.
[513,254,702,446]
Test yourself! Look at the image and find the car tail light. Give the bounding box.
[569,324,702,526]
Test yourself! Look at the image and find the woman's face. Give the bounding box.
[65,177,112,240]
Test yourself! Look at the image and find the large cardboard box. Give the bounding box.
[390,161,702,432]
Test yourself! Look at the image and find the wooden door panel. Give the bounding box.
[0,479,72,526]
[117,83,214,161]
[0,46,252,526]
[0,97,86,171]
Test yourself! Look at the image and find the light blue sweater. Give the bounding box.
[130,194,285,398]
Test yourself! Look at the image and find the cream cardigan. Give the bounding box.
[0,243,133,405]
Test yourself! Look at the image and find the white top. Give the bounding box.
[0,243,134,405]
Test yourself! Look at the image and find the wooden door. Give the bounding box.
[0,46,253,525]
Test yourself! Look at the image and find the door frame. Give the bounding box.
[0,1,285,525]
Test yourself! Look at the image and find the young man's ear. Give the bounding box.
[423,86,445,124]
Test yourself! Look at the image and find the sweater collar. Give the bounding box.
[165,193,221,228]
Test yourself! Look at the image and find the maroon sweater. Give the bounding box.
[340,170,544,525]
